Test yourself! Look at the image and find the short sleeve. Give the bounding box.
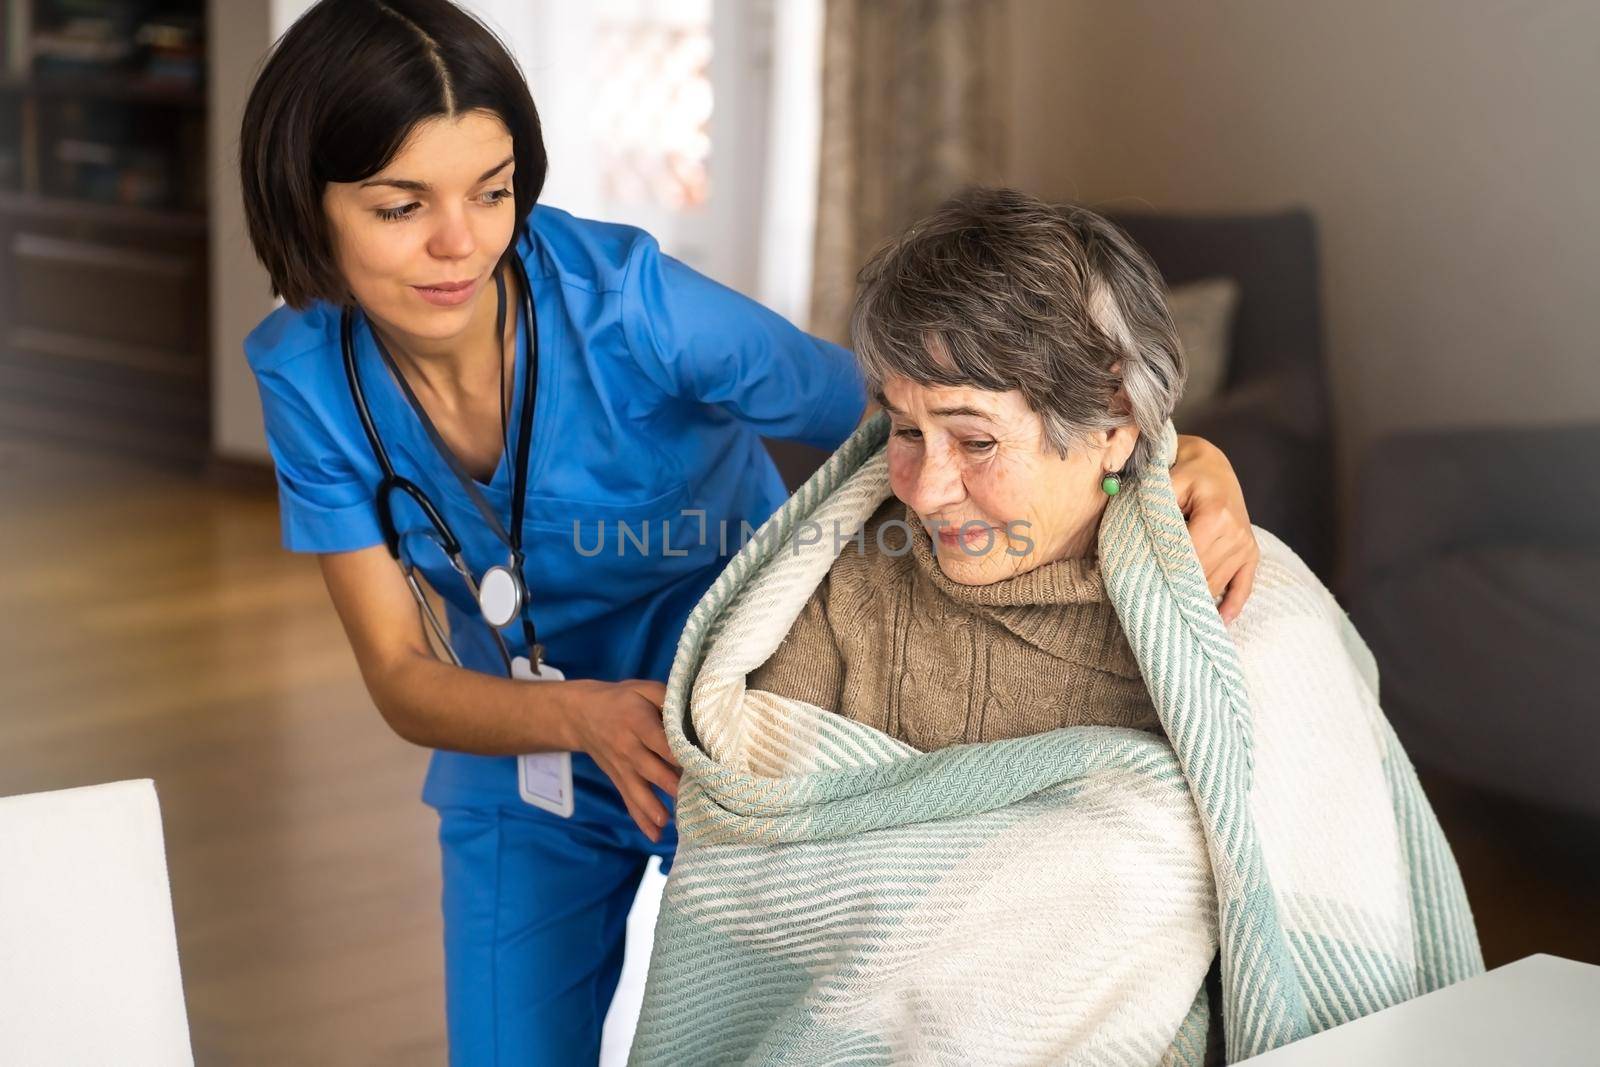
[621,234,866,450]
[253,363,384,555]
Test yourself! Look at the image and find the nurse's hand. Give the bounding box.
[1172,433,1259,624]
[563,679,681,841]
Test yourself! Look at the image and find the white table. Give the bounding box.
[1242,954,1600,1065]
[0,779,193,1065]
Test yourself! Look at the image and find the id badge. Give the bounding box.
[512,656,575,818]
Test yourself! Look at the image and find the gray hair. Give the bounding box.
[850,187,1185,475]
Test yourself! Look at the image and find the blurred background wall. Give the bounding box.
[995,1,1600,828]
[1003,1,1600,497]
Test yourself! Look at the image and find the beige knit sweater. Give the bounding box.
[747,498,1158,750]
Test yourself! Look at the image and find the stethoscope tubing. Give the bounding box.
[340,243,541,675]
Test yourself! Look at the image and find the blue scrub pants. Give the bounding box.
[435,784,676,1066]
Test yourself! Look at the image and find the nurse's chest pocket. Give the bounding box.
[523,481,694,559]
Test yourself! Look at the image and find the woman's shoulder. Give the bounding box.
[1232,529,1340,628]
[244,299,341,378]
[1225,528,1380,694]
[522,204,663,295]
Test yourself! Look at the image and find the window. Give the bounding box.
[485,0,818,317]
[592,0,714,213]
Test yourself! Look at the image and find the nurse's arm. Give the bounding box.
[316,546,681,840]
[1172,433,1259,624]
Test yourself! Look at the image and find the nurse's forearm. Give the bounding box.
[317,547,669,791]
[365,650,580,755]
[362,649,680,840]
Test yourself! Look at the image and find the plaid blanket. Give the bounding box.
[630,416,1481,1065]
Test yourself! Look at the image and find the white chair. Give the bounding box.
[0,779,193,1065]
[599,856,669,1066]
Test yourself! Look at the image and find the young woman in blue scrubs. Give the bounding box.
[238,1,1260,1063]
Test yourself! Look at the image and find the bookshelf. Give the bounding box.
[0,0,210,463]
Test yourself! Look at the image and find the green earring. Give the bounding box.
[1101,471,1122,497]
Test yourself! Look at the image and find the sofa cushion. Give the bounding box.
[1354,546,1600,817]
[1168,276,1240,426]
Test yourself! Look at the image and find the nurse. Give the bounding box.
[237,0,1260,1063]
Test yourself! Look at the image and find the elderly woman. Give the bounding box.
[750,188,1185,748]
[634,188,1482,1067]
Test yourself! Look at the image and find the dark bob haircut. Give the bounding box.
[239,0,546,309]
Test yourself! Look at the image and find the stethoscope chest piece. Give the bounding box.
[478,563,527,629]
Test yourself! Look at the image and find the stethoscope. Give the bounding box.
[341,245,543,677]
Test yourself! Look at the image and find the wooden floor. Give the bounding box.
[0,438,445,1064]
[1,436,1597,1064]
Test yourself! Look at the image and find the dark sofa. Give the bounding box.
[1347,422,1600,818]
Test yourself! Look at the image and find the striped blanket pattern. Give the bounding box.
[630,415,1481,1065]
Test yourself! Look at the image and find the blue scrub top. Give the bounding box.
[246,205,866,809]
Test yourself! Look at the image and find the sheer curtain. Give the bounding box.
[809,0,1009,344]
[755,0,826,328]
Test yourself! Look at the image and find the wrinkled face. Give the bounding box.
[881,377,1137,585]
[322,110,518,345]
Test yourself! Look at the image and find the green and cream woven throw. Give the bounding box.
[630,415,1481,1065]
